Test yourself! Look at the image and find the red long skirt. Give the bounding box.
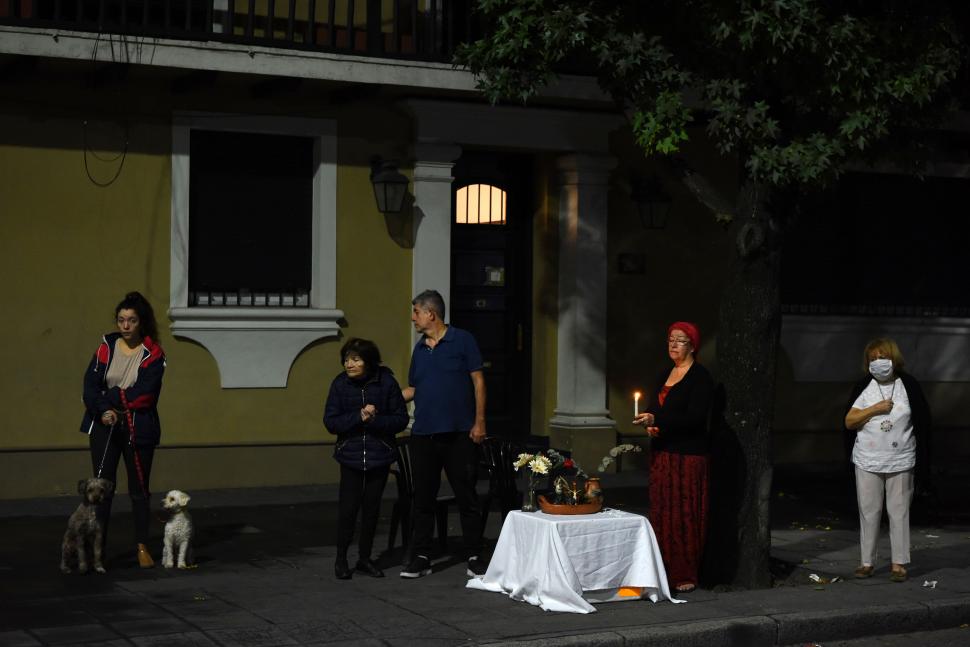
[649,449,709,587]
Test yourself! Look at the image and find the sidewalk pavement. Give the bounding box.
[1,470,968,647]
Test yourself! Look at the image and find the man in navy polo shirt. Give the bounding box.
[400,289,488,579]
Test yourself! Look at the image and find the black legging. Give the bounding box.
[337,464,390,561]
[89,424,154,546]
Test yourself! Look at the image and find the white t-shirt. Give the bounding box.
[850,377,915,473]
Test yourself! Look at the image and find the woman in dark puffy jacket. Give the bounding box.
[324,338,409,580]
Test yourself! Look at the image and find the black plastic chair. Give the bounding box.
[479,436,524,531]
[388,436,454,554]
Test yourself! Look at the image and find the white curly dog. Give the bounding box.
[161,489,194,569]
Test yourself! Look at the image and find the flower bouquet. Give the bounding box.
[513,449,602,514]
[512,450,554,512]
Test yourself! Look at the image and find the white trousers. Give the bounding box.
[855,466,913,566]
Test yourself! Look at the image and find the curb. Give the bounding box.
[773,597,970,645]
[475,618,776,647]
[474,598,970,647]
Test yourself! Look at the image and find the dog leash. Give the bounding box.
[96,422,115,478]
[120,390,149,497]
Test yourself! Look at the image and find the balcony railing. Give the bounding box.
[781,304,970,318]
[0,0,479,62]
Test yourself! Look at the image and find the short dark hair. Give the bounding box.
[340,338,382,373]
[412,289,446,320]
[115,291,159,341]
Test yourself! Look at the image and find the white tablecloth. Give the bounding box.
[466,508,683,613]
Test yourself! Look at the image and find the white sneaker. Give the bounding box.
[400,555,432,579]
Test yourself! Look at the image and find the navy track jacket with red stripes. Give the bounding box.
[80,332,166,446]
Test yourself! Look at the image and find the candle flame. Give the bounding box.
[634,391,641,400]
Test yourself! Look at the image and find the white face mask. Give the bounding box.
[869,358,894,381]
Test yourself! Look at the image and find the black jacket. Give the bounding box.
[844,371,932,484]
[323,366,409,470]
[646,362,715,456]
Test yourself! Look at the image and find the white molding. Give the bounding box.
[410,145,460,336]
[0,26,610,102]
[169,112,342,388]
[549,412,616,429]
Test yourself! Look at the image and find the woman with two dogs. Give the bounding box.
[80,291,165,568]
[324,338,409,579]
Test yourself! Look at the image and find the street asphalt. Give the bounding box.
[1,468,968,647]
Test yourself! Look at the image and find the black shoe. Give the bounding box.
[466,556,487,577]
[334,558,352,580]
[400,555,432,579]
[355,558,385,578]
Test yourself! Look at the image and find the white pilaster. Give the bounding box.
[550,153,617,429]
[411,142,461,322]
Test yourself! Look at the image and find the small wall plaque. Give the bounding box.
[484,266,505,286]
[617,253,646,275]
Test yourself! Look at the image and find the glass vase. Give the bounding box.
[521,482,538,512]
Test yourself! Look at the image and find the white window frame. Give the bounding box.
[169,113,342,388]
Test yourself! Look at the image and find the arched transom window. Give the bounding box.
[455,183,507,225]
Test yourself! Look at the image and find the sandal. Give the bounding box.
[890,567,908,583]
[675,583,696,593]
[853,565,874,579]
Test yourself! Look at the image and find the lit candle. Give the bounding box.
[634,391,641,417]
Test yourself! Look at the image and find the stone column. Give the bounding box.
[549,153,617,471]
[411,142,461,322]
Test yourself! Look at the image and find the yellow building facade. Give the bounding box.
[2,2,968,501]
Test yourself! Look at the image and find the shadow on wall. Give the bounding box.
[702,382,746,587]
[385,193,416,249]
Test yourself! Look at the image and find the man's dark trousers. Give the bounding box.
[409,432,482,557]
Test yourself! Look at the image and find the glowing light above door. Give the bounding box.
[456,184,506,225]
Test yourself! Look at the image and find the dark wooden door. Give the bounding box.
[450,152,533,437]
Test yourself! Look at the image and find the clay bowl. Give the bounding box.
[537,495,603,515]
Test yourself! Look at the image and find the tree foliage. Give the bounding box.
[456,0,964,191]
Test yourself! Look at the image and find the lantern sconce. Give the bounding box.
[370,158,409,214]
[631,177,672,230]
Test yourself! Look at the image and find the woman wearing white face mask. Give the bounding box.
[844,338,932,583]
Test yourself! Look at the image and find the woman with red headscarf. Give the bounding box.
[633,321,714,593]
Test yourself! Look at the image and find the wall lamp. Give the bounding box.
[370,159,409,214]
[631,177,672,230]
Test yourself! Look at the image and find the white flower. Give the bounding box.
[513,453,534,470]
[598,444,643,472]
[529,456,552,475]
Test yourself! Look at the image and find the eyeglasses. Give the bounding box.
[667,338,691,346]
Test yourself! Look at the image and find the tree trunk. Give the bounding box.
[708,181,780,589]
